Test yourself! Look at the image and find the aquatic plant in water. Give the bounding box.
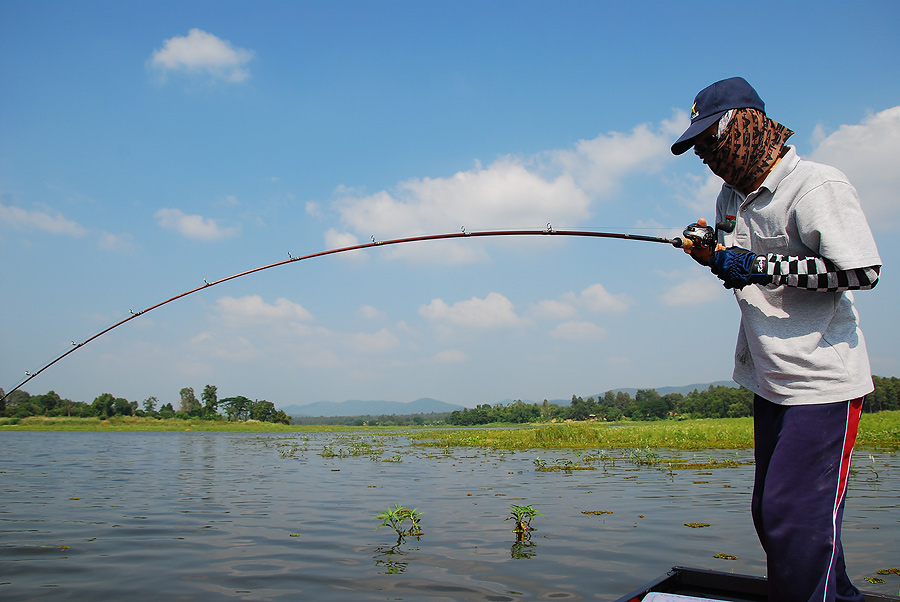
[625,447,662,465]
[868,454,881,480]
[374,504,423,539]
[506,504,543,534]
[318,435,385,458]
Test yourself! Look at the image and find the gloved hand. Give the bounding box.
[709,247,771,290]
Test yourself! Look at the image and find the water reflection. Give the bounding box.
[510,533,537,560]
[374,543,411,574]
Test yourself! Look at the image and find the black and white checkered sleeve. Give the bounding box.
[765,255,880,292]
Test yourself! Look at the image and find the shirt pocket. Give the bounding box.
[751,232,789,255]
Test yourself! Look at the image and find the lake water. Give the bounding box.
[1,431,897,601]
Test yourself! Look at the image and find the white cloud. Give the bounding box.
[190,332,261,362]
[544,119,681,198]
[149,28,253,83]
[324,228,360,249]
[356,305,385,320]
[327,116,684,265]
[432,349,469,363]
[575,283,632,313]
[549,320,608,342]
[336,159,590,240]
[190,332,213,345]
[348,329,400,354]
[305,201,322,217]
[661,276,725,307]
[528,284,631,324]
[0,203,87,236]
[673,172,725,216]
[323,228,369,263]
[98,231,137,254]
[419,292,522,329]
[809,106,900,230]
[213,295,314,327]
[528,299,578,320]
[155,208,238,241]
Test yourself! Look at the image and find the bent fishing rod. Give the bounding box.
[1,225,688,402]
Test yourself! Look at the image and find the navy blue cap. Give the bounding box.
[671,77,765,155]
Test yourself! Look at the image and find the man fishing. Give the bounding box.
[671,76,882,601]
[1,61,887,599]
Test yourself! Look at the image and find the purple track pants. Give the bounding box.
[751,395,865,602]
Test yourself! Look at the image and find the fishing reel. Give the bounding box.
[681,222,717,251]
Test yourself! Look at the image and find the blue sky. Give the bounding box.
[2,1,899,410]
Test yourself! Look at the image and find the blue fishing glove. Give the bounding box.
[709,247,772,290]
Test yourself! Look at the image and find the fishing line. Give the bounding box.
[1,225,684,402]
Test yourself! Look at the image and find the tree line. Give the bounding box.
[3,376,898,426]
[446,376,900,426]
[0,384,290,424]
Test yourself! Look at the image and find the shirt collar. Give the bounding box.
[759,145,798,193]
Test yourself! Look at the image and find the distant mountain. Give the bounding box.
[280,381,739,417]
[281,397,465,418]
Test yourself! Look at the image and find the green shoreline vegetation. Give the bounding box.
[2,377,898,450]
[408,412,900,450]
[2,412,898,451]
[0,416,357,432]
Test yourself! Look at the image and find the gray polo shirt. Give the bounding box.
[714,146,882,405]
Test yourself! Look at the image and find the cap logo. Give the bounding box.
[691,101,699,121]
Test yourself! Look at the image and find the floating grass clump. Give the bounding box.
[664,457,750,470]
[318,435,386,458]
[533,457,595,471]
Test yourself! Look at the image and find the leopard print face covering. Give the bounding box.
[704,108,794,192]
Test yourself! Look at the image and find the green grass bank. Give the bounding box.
[410,412,900,451]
